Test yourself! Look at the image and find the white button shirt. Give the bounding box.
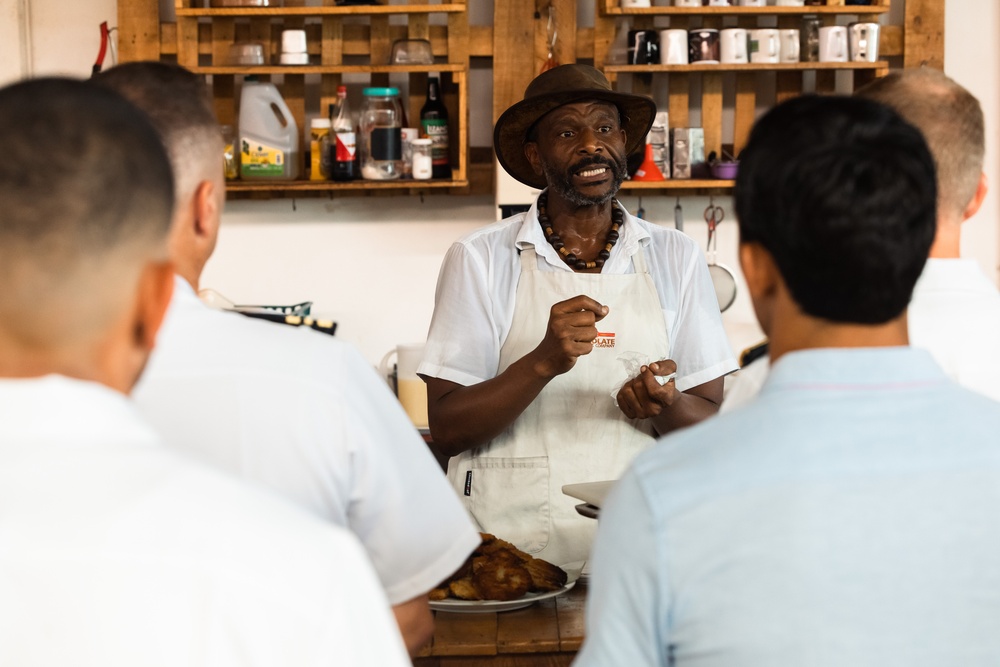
[0,375,409,667]
[133,277,480,605]
[420,199,737,393]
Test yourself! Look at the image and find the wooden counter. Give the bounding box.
[415,581,587,667]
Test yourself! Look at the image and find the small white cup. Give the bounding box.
[674,0,703,6]
[737,0,766,6]
[749,28,780,64]
[621,0,651,6]
[659,29,690,65]
[779,29,800,62]
[775,0,806,6]
[707,0,734,6]
[720,28,749,64]
[819,25,848,62]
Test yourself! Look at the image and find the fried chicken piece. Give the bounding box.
[522,556,568,592]
[449,576,482,601]
[476,533,520,557]
[428,587,450,601]
[471,550,531,601]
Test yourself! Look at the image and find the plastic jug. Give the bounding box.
[239,79,300,180]
[379,343,428,429]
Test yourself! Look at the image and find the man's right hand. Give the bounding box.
[531,295,609,379]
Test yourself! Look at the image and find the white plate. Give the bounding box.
[562,480,616,508]
[429,561,584,614]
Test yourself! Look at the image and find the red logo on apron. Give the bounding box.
[593,332,616,349]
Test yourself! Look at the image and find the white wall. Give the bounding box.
[1,0,996,366]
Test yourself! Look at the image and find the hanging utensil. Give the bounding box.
[704,199,737,312]
[674,197,684,232]
[541,5,559,73]
[636,196,645,220]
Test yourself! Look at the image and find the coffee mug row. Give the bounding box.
[630,24,879,65]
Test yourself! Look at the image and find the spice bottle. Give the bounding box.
[331,85,356,182]
[309,118,332,181]
[410,138,433,180]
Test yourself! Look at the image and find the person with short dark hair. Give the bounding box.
[723,68,1000,410]
[0,76,409,666]
[577,95,1000,666]
[95,61,479,655]
[419,64,736,565]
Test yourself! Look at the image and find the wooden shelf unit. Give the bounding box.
[121,0,470,198]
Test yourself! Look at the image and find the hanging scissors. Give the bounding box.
[704,198,725,253]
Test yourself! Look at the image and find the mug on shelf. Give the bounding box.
[621,0,651,7]
[674,0,704,7]
[802,18,821,62]
[775,0,806,5]
[749,28,780,64]
[779,29,801,62]
[628,30,660,65]
[818,25,848,62]
[848,22,880,62]
[737,0,766,6]
[720,28,749,64]
[378,343,429,429]
[707,0,734,6]
[689,29,721,65]
[660,29,690,65]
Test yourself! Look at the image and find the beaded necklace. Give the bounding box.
[538,192,622,271]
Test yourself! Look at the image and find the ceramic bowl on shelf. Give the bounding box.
[226,42,266,66]
[710,161,739,180]
[390,39,434,65]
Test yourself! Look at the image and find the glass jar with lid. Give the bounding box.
[359,87,404,180]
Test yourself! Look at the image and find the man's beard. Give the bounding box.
[541,155,627,206]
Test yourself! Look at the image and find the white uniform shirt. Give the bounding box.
[0,375,409,667]
[133,277,480,605]
[419,200,736,393]
[908,258,1000,402]
[721,258,1000,412]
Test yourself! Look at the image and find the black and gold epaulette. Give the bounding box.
[233,310,337,336]
[739,340,769,367]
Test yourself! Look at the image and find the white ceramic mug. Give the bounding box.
[819,25,848,62]
[737,0,766,6]
[660,29,690,65]
[848,22,880,62]
[621,0,651,7]
[707,0,734,6]
[779,29,800,62]
[749,28,780,64]
[379,343,428,429]
[720,28,749,64]
[775,0,805,6]
[674,0,703,7]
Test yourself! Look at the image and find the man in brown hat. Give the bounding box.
[418,64,736,564]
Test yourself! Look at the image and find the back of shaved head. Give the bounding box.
[0,77,174,346]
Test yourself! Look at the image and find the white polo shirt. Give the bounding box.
[0,375,409,667]
[419,199,737,393]
[133,277,480,605]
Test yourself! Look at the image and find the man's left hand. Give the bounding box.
[615,359,678,420]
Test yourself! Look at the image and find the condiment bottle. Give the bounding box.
[420,77,451,180]
[331,85,356,182]
[410,138,433,180]
[309,118,332,181]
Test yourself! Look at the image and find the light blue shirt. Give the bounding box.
[577,347,1000,667]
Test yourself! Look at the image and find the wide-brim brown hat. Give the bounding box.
[494,64,656,189]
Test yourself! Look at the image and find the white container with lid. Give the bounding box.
[359,87,404,180]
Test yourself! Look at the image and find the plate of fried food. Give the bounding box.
[428,533,583,613]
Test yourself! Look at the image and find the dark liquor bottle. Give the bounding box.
[331,85,356,182]
[420,77,452,180]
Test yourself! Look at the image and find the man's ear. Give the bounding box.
[739,241,780,334]
[524,142,545,177]
[962,171,989,222]
[192,179,221,243]
[133,260,176,354]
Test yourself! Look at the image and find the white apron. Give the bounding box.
[447,243,671,565]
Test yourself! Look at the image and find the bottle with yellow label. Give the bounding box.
[239,77,300,180]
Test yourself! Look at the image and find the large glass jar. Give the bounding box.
[359,87,404,180]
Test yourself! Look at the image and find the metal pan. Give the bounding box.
[705,202,737,312]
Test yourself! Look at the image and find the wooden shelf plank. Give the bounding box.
[194,63,465,75]
[605,61,887,73]
[178,4,466,17]
[620,179,734,190]
[225,179,470,192]
[602,5,889,15]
